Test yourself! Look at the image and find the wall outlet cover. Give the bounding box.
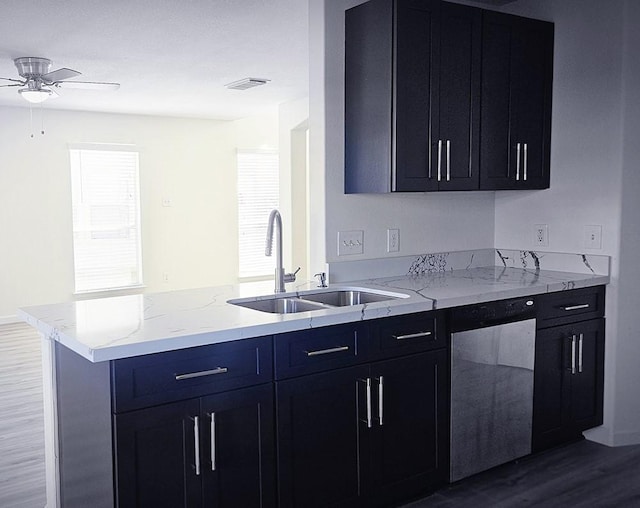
[534,224,549,247]
[387,228,400,253]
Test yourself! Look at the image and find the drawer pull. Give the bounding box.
[210,412,217,471]
[392,331,432,341]
[578,333,584,374]
[570,335,577,375]
[563,304,590,311]
[304,345,350,357]
[175,367,228,381]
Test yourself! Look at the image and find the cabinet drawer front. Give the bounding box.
[371,311,446,359]
[537,286,605,328]
[274,323,369,380]
[112,336,273,412]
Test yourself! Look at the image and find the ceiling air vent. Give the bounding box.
[225,78,270,90]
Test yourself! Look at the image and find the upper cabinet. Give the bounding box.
[480,11,554,190]
[344,0,554,193]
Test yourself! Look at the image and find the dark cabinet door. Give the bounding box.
[394,0,440,192]
[200,384,276,508]
[434,2,481,191]
[368,350,448,507]
[533,319,604,452]
[480,11,553,190]
[114,399,202,508]
[276,365,370,508]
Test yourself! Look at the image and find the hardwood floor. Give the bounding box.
[0,322,46,508]
[1,321,640,508]
[404,439,640,508]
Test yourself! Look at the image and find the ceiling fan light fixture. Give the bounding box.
[19,87,52,103]
[225,78,270,90]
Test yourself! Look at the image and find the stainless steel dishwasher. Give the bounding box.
[449,296,536,482]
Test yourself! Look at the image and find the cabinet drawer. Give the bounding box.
[370,311,446,360]
[537,286,605,328]
[112,336,273,412]
[274,323,369,380]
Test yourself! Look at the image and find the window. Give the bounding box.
[69,147,143,293]
[237,150,280,278]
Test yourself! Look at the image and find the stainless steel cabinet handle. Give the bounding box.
[304,345,349,357]
[523,143,528,181]
[377,376,384,426]
[571,335,577,375]
[446,140,451,181]
[516,143,521,181]
[176,367,228,381]
[392,331,432,341]
[563,304,590,311]
[194,416,201,476]
[210,412,216,471]
[366,377,372,429]
[578,333,584,374]
[437,140,443,182]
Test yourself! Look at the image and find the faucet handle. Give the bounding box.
[284,267,301,283]
[314,272,327,288]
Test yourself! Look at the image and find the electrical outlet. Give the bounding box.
[584,225,602,249]
[534,224,549,247]
[162,197,172,207]
[387,228,400,253]
[162,272,169,283]
[337,230,364,256]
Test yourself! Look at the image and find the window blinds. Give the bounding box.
[237,150,280,278]
[69,149,143,292]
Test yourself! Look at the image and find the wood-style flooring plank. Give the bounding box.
[0,322,46,508]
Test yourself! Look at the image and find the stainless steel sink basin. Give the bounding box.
[228,287,407,314]
[299,290,401,307]
[229,297,326,314]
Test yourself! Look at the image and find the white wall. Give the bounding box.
[316,0,496,266]
[0,106,278,318]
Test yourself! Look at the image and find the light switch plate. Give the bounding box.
[338,230,364,256]
[584,225,602,249]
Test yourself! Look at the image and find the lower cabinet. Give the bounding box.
[114,383,276,508]
[276,349,448,508]
[533,318,605,452]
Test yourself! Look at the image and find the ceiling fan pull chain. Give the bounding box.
[29,104,34,139]
[40,103,45,135]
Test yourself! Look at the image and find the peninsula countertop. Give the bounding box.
[19,266,609,363]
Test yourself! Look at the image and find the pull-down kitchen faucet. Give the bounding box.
[265,209,299,293]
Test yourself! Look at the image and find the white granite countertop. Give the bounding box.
[19,266,609,363]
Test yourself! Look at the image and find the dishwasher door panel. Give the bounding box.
[450,318,536,482]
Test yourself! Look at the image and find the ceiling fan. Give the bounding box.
[0,57,120,104]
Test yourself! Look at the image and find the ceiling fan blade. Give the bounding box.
[1,76,25,84]
[53,80,120,91]
[42,67,81,83]
[0,83,23,87]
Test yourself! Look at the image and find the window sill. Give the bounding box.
[74,285,146,300]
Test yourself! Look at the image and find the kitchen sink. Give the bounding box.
[229,297,327,314]
[228,288,407,314]
[299,290,401,307]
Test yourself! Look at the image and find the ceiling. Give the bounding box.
[0,0,309,120]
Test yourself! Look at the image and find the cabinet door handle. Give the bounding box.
[563,304,590,311]
[523,143,528,181]
[437,139,442,182]
[516,143,521,181]
[210,412,216,471]
[366,377,372,428]
[578,333,584,374]
[304,345,349,357]
[446,139,451,181]
[570,335,577,375]
[377,376,384,426]
[194,416,201,476]
[392,331,432,341]
[175,367,228,381]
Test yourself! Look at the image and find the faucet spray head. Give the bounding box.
[265,209,279,256]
